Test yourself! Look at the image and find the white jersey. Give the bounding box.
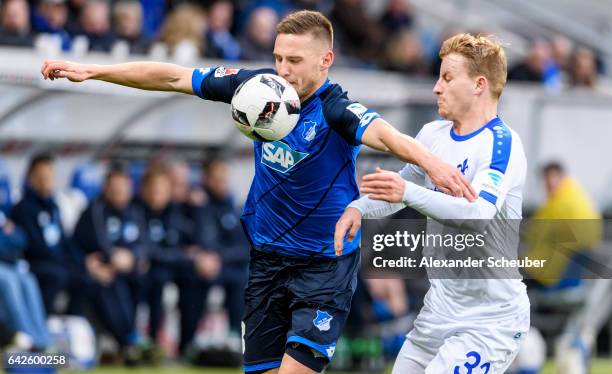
[406,117,529,320]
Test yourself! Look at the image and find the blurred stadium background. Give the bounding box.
[0,0,611,373]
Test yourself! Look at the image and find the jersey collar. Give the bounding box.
[450,116,502,141]
[301,79,331,108]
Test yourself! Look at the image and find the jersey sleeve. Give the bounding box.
[322,86,380,145]
[471,127,526,210]
[191,66,276,103]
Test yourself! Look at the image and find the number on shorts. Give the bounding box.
[453,351,490,374]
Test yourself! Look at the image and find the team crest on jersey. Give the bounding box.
[313,310,333,332]
[214,67,240,78]
[261,141,309,173]
[457,159,469,175]
[302,121,317,142]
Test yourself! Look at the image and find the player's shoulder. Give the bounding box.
[416,119,453,141]
[318,82,369,121]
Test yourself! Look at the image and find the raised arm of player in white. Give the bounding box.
[41,60,194,94]
[360,118,476,201]
[359,133,527,229]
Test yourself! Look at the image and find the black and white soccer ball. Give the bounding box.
[231,74,300,141]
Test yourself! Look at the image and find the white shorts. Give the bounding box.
[392,304,530,374]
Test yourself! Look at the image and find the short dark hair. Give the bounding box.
[104,162,129,185]
[27,152,54,177]
[541,161,565,176]
[202,155,225,176]
[276,10,333,48]
[141,167,169,187]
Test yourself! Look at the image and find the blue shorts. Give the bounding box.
[242,248,360,373]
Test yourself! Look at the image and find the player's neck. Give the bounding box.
[300,76,328,103]
[452,103,498,135]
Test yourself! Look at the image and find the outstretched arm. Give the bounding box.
[361,118,476,200]
[41,60,194,94]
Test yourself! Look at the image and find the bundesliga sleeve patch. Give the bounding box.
[346,103,379,128]
[214,67,240,77]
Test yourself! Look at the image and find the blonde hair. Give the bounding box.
[439,33,507,99]
[159,4,206,54]
[276,10,333,48]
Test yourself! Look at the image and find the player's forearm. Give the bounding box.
[348,195,404,219]
[89,62,193,93]
[403,181,496,229]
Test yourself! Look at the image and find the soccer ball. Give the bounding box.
[231,74,300,141]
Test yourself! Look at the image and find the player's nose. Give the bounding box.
[433,79,443,95]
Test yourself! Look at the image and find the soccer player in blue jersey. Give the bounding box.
[41,10,475,374]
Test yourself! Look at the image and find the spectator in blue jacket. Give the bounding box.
[137,167,219,354]
[0,209,50,350]
[197,157,249,337]
[73,167,146,355]
[10,153,86,315]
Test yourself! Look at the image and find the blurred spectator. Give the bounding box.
[0,210,50,350]
[113,0,150,54]
[508,39,559,85]
[205,0,241,60]
[137,167,219,354]
[379,0,413,35]
[159,3,206,56]
[525,162,602,287]
[383,29,427,75]
[330,0,384,66]
[570,46,599,90]
[10,153,87,315]
[196,157,249,337]
[140,0,168,40]
[551,34,574,73]
[32,0,72,50]
[239,6,277,62]
[77,0,115,52]
[0,0,34,47]
[73,167,145,358]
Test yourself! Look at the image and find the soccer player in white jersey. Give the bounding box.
[335,33,530,373]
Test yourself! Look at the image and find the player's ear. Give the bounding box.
[321,50,334,71]
[475,76,487,95]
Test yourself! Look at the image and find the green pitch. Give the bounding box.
[67,359,612,374]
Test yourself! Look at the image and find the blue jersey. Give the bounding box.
[192,67,380,257]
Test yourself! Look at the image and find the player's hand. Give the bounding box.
[361,167,406,202]
[41,59,92,82]
[334,207,362,256]
[194,251,221,280]
[422,157,476,201]
[85,253,115,285]
[110,248,135,273]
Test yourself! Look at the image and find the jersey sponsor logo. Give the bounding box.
[302,121,317,142]
[261,141,309,173]
[214,67,240,78]
[457,158,469,175]
[313,310,333,332]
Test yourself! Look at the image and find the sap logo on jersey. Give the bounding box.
[261,141,309,173]
[313,310,333,332]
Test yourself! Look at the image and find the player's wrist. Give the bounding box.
[401,180,413,205]
[346,202,365,216]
